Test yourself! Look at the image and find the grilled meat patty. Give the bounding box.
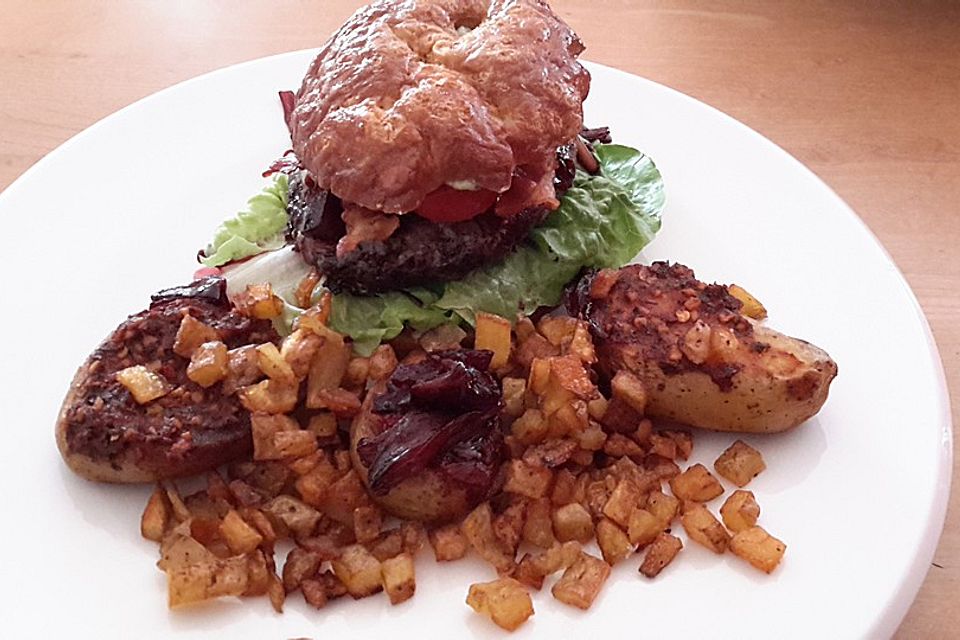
[56,278,279,482]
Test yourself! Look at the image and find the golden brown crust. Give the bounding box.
[290,0,590,213]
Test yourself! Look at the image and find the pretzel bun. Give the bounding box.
[289,0,590,213]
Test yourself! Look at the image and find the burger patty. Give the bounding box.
[287,144,576,295]
[57,278,279,482]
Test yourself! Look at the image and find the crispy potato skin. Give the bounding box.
[349,381,473,523]
[574,263,837,433]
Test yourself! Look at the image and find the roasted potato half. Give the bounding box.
[572,263,837,433]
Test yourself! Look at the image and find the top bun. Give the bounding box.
[289,0,590,213]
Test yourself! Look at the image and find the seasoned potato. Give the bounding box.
[720,490,761,533]
[428,524,469,562]
[595,519,633,565]
[730,526,786,573]
[714,440,767,487]
[551,552,611,610]
[331,544,383,598]
[639,533,682,578]
[681,504,730,553]
[669,464,724,503]
[381,553,416,605]
[467,578,534,631]
[552,503,593,543]
[475,312,512,369]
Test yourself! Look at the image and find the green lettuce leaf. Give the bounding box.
[327,144,664,346]
[201,174,290,267]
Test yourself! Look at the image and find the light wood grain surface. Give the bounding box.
[1,1,957,636]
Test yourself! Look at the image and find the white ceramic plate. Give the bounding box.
[0,53,950,639]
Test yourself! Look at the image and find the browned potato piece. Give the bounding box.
[234,283,284,320]
[172,314,221,359]
[639,533,683,578]
[238,379,298,414]
[462,503,515,573]
[115,366,171,404]
[514,541,581,589]
[627,508,661,547]
[220,509,263,555]
[503,460,553,499]
[187,341,229,388]
[552,503,593,543]
[522,498,556,549]
[381,553,416,605]
[551,552,611,610]
[646,490,680,528]
[283,548,322,593]
[715,440,767,487]
[475,312,512,369]
[681,504,731,553]
[466,578,534,632]
[602,478,642,528]
[611,370,647,413]
[262,495,322,539]
[166,555,249,608]
[141,486,170,542]
[596,519,633,565]
[669,464,724,502]
[511,408,548,445]
[730,526,786,573]
[331,544,383,598]
[256,342,296,383]
[728,284,767,320]
[428,524,469,562]
[720,490,761,533]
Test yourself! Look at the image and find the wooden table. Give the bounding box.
[1,1,956,636]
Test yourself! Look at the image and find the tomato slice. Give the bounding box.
[416,185,498,223]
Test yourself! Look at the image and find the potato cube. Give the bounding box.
[173,314,221,358]
[272,430,318,459]
[301,577,328,609]
[166,556,249,608]
[550,469,577,506]
[714,440,767,487]
[504,459,553,499]
[603,433,645,459]
[186,341,229,388]
[551,553,611,610]
[429,524,469,562]
[549,355,598,400]
[343,356,370,390]
[262,495,322,539]
[661,430,693,460]
[278,330,322,381]
[720,490,761,533]
[256,342,296,383]
[681,503,731,554]
[116,365,171,404]
[222,344,262,395]
[294,458,339,508]
[600,396,643,433]
[728,284,767,320]
[282,547,322,593]
[568,321,597,364]
[250,413,298,461]
[238,379,298,414]
[611,370,647,413]
[297,293,332,332]
[220,509,263,555]
[511,408,547,445]
[730,526,786,573]
[368,344,399,380]
[669,463,724,502]
[627,508,661,547]
[318,470,372,527]
[381,553,416,605]
[639,533,683,578]
[514,541,582,590]
[492,500,526,555]
[461,502,515,572]
[516,331,559,369]
[306,333,351,408]
[576,421,607,451]
[648,433,677,460]
[331,544,383,598]
[399,521,426,556]
[552,503,593,543]
[306,412,339,441]
[475,312,512,369]
[602,479,642,528]
[294,268,321,309]
[502,377,526,418]
[522,498,556,549]
[596,518,633,565]
[537,315,577,346]
[310,388,361,417]
[141,486,170,541]
[646,454,681,480]
[466,578,534,632]
[646,490,680,528]
[353,505,383,544]
[234,283,284,319]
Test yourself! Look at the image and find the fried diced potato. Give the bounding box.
[646,454,681,480]
[552,503,593,543]
[645,490,680,528]
[681,503,731,554]
[603,433,645,459]
[661,429,693,460]
[250,413,298,461]
[116,365,171,404]
[596,518,633,565]
[331,544,383,598]
[461,503,515,572]
[256,342,296,383]
[730,526,786,573]
[306,331,351,408]
[575,421,607,451]
[222,344,261,395]
[639,533,682,578]
[626,508,661,547]
[234,283,284,320]
[714,440,767,487]
[549,355,599,400]
[602,479,642,528]
[239,508,277,549]
[186,341,229,388]
[166,555,249,608]
[429,524,469,562]
[399,521,426,556]
[367,529,403,562]
[475,312,512,369]
[514,541,581,590]
[551,553,611,610]
[173,314,221,359]
[516,329,559,370]
[282,547,322,593]
[238,379,298,414]
[353,505,383,544]
[728,284,767,320]
[720,490,761,533]
[600,396,643,433]
[297,293,332,333]
[279,329,324,381]
[272,430,318,459]
[310,388,362,417]
[467,578,534,632]
[568,321,596,364]
[343,356,370,391]
[669,463,724,502]
[550,469,577,507]
[244,550,270,596]
[266,555,285,612]
[164,484,192,523]
[611,370,648,413]
[262,495,322,539]
[318,470,372,527]
[306,412,338,440]
[511,408,547,445]
[648,433,677,460]
[522,498,556,549]
[294,457,339,508]
[502,377,526,418]
[504,459,553,499]
[368,344,398,380]
[301,577,328,609]
[538,315,577,347]
[219,509,263,555]
[141,486,170,541]
[492,500,526,555]
[381,553,416,605]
